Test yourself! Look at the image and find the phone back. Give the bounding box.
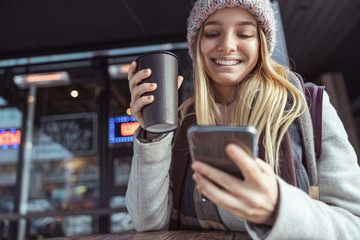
[187,125,258,179]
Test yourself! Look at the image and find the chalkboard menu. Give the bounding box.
[40,112,97,156]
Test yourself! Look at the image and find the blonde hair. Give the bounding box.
[180,25,306,173]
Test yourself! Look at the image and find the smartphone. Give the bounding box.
[187,125,258,179]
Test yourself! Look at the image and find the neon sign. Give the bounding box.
[121,122,140,136]
[0,128,21,150]
[109,116,139,143]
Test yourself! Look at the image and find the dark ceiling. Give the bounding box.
[0,0,359,103]
[0,0,192,58]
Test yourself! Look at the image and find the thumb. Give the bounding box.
[178,76,184,89]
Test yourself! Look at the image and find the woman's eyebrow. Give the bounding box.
[204,20,221,26]
[236,21,257,27]
[204,20,257,27]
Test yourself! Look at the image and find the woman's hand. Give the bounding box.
[191,143,279,226]
[128,61,184,131]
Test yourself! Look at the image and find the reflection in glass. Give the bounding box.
[23,84,100,238]
[110,196,133,233]
[0,106,22,215]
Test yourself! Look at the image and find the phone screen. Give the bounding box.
[187,125,258,179]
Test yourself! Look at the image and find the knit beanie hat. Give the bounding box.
[187,0,276,58]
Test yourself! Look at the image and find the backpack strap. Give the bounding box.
[304,82,325,159]
[294,72,325,159]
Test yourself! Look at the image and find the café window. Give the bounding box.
[0,104,22,215]
[107,70,134,233]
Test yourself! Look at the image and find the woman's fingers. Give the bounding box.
[129,61,184,90]
[192,159,278,225]
[191,160,256,204]
[129,69,152,93]
[128,61,184,130]
[128,61,154,129]
[192,169,265,222]
[130,95,154,119]
[225,144,277,202]
[192,161,243,194]
[130,82,157,108]
[128,61,152,93]
[193,172,246,207]
[191,143,279,225]
[127,61,137,81]
[225,144,261,184]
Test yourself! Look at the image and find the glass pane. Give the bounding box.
[28,217,64,239]
[18,83,100,238]
[113,157,131,187]
[27,215,93,238]
[0,220,10,239]
[61,215,93,237]
[110,196,133,233]
[108,77,135,233]
[108,79,134,188]
[111,212,133,233]
[0,96,23,214]
[27,83,100,212]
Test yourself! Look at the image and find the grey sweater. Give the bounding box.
[125,91,360,239]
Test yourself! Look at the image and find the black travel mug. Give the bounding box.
[136,51,179,133]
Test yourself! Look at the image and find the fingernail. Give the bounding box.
[192,161,202,171]
[150,83,157,88]
[147,95,154,101]
[226,144,236,154]
[192,174,200,182]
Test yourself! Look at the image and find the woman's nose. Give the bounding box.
[218,34,237,53]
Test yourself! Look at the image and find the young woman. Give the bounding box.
[126,0,360,239]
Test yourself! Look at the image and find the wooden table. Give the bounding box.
[48,230,252,240]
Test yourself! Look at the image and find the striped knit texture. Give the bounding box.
[187,0,276,58]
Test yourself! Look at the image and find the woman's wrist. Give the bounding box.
[144,130,162,142]
[136,127,168,143]
[144,130,160,142]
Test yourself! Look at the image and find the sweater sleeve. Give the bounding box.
[125,128,173,232]
[246,91,360,239]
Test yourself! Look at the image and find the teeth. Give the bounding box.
[215,59,239,66]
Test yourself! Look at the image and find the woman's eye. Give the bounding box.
[238,34,252,39]
[204,33,219,38]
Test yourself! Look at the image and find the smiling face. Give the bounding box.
[200,7,260,100]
